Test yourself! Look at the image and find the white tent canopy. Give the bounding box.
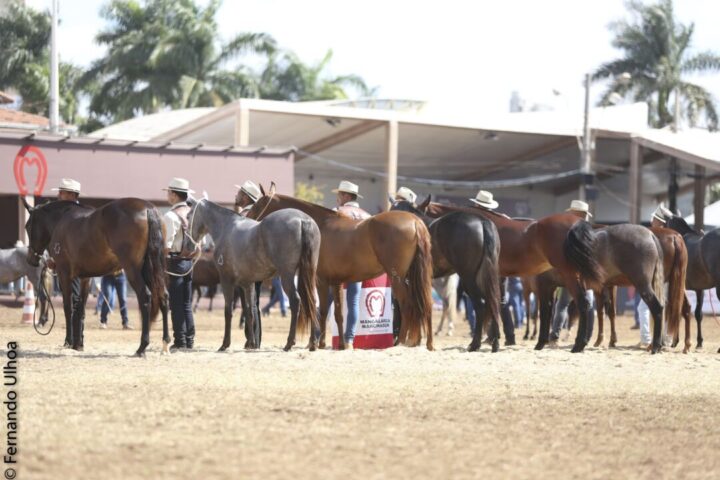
[685,199,720,228]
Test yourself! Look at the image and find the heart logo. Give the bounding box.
[365,289,386,318]
[13,145,48,196]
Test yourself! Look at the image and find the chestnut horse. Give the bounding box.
[23,198,168,356]
[422,202,595,352]
[248,189,434,350]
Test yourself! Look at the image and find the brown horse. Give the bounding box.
[589,227,691,352]
[248,188,434,350]
[191,251,220,312]
[422,202,596,352]
[23,198,168,356]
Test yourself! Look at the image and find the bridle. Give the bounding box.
[253,191,276,221]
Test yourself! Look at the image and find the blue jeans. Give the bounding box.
[345,282,361,343]
[463,294,476,335]
[263,276,286,316]
[507,278,525,327]
[100,272,128,325]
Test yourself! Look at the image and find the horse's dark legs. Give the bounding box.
[70,278,89,351]
[640,289,664,354]
[694,290,704,349]
[192,286,199,313]
[281,274,300,352]
[332,285,346,350]
[523,291,531,340]
[219,282,235,351]
[125,270,151,357]
[160,290,171,352]
[243,284,259,349]
[57,274,73,347]
[569,281,591,353]
[534,284,554,350]
[500,278,516,346]
[316,281,330,349]
[467,298,485,352]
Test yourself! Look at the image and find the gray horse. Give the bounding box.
[665,215,720,351]
[0,246,52,324]
[184,199,321,351]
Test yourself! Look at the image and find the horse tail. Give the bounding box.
[477,221,501,338]
[665,235,686,338]
[143,207,167,322]
[296,218,319,336]
[563,221,604,285]
[406,219,434,345]
[651,235,666,309]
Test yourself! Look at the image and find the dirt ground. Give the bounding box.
[1,295,719,480]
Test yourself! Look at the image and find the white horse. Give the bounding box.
[433,274,459,336]
[0,246,52,323]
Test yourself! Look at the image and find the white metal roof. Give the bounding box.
[685,199,720,227]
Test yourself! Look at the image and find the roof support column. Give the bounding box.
[694,164,706,230]
[385,120,398,208]
[234,104,250,147]
[629,139,642,224]
[18,195,33,245]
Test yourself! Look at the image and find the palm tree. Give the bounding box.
[594,0,720,130]
[84,0,276,122]
[259,49,373,102]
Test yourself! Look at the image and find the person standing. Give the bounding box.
[507,277,525,328]
[262,276,287,317]
[550,200,596,345]
[332,181,370,350]
[99,270,131,329]
[469,189,516,345]
[163,178,196,351]
[394,186,417,206]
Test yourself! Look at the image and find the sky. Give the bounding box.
[26,0,720,117]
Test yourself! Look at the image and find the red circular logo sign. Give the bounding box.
[13,145,48,196]
[365,289,386,318]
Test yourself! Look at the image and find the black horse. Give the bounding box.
[391,196,502,352]
[23,198,168,356]
[665,215,720,352]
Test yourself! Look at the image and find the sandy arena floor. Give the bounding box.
[1,295,719,480]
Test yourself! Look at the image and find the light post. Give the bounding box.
[578,72,631,202]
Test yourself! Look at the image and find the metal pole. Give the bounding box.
[579,73,592,201]
[49,0,60,134]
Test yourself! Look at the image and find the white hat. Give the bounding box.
[470,190,499,209]
[395,186,417,204]
[566,199,593,217]
[651,204,673,223]
[332,180,363,199]
[14,240,23,248]
[162,177,194,194]
[234,180,262,202]
[51,178,81,193]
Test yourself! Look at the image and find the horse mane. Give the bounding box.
[201,198,244,219]
[33,200,93,212]
[273,194,338,216]
[667,216,700,236]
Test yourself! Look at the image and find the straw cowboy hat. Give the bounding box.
[651,204,673,223]
[14,240,23,248]
[51,178,81,194]
[162,177,194,194]
[470,190,499,209]
[234,180,262,202]
[395,186,417,204]
[566,199,593,217]
[332,180,363,198]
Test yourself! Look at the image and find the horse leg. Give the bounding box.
[192,286,199,313]
[694,290,704,349]
[219,282,235,351]
[534,286,553,350]
[57,273,73,347]
[317,280,330,349]
[499,278,515,346]
[465,283,485,352]
[594,288,605,347]
[243,284,259,350]
[124,270,152,357]
[332,285,346,350]
[682,294,692,354]
[69,277,86,351]
[566,279,590,353]
[160,290,171,354]
[281,274,300,352]
[639,287,664,354]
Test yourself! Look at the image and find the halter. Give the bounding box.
[254,191,276,221]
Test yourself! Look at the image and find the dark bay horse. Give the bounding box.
[390,197,501,352]
[184,199,320,351]
[422,202,595,352]
[23,198,168,356]
[665,215,720,352]
[191,251,220,312]
[248,189,434,350]
[564,222,666,353]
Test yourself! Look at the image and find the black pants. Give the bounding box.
[69,277,85,346]
[168,258,195,347]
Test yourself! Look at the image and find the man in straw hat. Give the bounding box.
[331,180,371,349]
[549,199,596,346]
[394,186,417,206]
[235,180,262,217]
[52,178,81,203]
[163,178,196,351]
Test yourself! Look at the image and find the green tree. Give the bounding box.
[84,0,276,122]
[259,49,373,101]
[294,182,325,204]
[594,0,720,130]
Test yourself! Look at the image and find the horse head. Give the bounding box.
[666,215,699,236]
[247,183,277,221]
[22,199,49,267]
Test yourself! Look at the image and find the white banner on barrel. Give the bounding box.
[329,274,394,349]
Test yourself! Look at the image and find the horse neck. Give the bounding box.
[195,202,236,241]
[274,195,336,222]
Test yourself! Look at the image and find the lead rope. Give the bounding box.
[33,266,56,335]
[253,192,275,221]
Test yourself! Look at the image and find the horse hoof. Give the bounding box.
[534,342,545,351]
[319,341,326,349]
[523,334,529,340]
[571,344,586,353]
[309,343,317,352]
[505,339,516,347]
[491,341,500,353]
[283,343,293,352]
[651,344,662,354]
[218,345,228,352]
[134,351,146,358]
[467,342,480,352]
[73,345,84,352]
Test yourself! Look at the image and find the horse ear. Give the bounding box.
[418,194,431,210]
[21,196,33,213]
[259,183,266,196]
[269,182,276,196]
